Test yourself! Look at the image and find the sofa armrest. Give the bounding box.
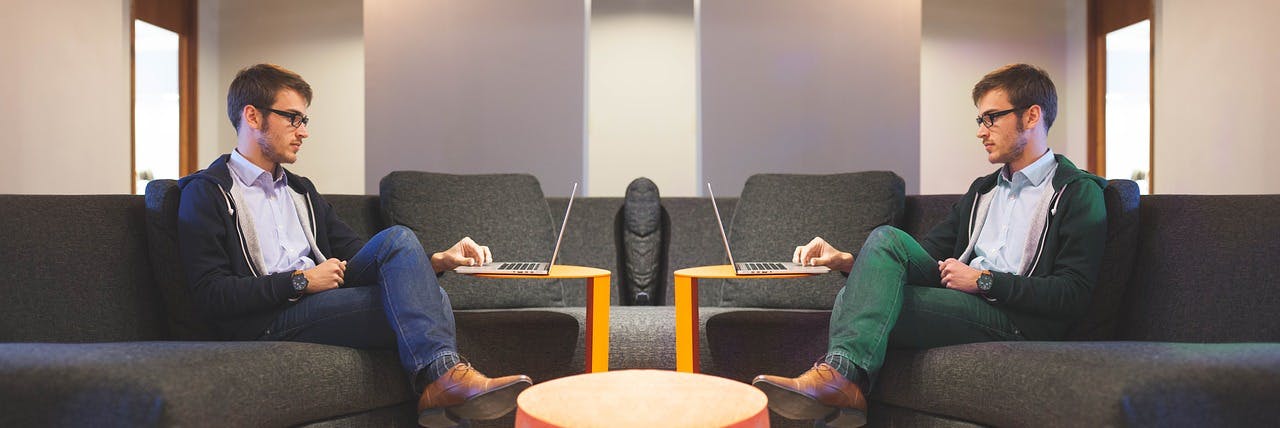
[876,341,1280,427]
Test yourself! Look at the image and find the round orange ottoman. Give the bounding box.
[515,369,769,428]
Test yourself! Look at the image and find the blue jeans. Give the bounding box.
[260,225,459,387]
[827,225,1023,388]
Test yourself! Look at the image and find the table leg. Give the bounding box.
[675,275,700,373]
[585,274,610,372]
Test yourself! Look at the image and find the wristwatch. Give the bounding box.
[977,270,993,293]
[291,270,308,299]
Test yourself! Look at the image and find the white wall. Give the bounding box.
[1153,0,1280,194]
[199,0,365,194]
[919,0,1086,195]
[364,0,586,197]
[700,0,922,196]
[0,0,132,194]
[588,1,698,197]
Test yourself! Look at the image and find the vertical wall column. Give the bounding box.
[587,0,699,197]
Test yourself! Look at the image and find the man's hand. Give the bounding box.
[938,258,981,294]
[303,258,347,294]
[792,237,855,273]
[431,236,492,273]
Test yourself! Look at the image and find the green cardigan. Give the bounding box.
[918,155,1107,340]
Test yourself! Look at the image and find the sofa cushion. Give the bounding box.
[144,180,216,340]
[704,309,832,383]
[720,172,905,309]
[454,308,584,384]
[1120,195,1280,342]
[874,341,1280,427]
[1065,179,1141,340]
[380,171,565,309]
[0,342,410,427]
[0,195,168,342]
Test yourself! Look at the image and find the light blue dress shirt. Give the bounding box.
[228,150,317,275]
[969,149,1058,274]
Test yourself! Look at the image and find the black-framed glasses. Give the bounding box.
[263,108,310,128]
[975,106,1028,128]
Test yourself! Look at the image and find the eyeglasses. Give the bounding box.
[975,106,1028,128]
[263,108,310,128]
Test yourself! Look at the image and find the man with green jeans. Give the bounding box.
[753,64,1107,427]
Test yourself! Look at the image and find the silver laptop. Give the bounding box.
[708,182,831,275]
[454,182,577,275]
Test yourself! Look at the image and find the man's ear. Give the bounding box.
[1023,104,1043,131]
[242,104,262,132]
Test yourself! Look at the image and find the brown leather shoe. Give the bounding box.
[417,363,532,427]
[752,363,868,427]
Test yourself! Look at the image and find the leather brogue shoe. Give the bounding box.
[752,363,868,427]
[417,363,532,427]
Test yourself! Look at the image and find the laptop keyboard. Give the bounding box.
[743,262,787,271]
[497,262,541,271]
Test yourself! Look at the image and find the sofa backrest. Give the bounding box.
[379,171,567,309]
[548,196,624,305]
[0,195,168,342]
[661,197,739,305]
[719,172,906,309]
[1119,194,1280,342]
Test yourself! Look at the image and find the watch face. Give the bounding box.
[292,273,308,291]
[978,274,992,291]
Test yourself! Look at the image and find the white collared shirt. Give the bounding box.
[969,149,1058,274]
[228,150,316,274]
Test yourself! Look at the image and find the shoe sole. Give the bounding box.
[820,408,867,428]
[450,379,533,421]
[752,379,838,420]
[417,408,469,428]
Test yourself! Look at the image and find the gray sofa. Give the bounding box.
[1,172,1277,427]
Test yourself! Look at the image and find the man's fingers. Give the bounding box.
[481,246,492,265]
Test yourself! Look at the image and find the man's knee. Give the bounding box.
[865,225,908,249]
[379,225,424,252]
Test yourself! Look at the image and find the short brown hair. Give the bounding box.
[972,64,1057,131]
[226,64,312,132]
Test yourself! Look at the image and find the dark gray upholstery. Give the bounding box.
[549,197,624,306]
[0,195,167,343]
[721,172,905,308]
[324,194,385,240]
[1066,179,1141,340]
[661,197,740,305]
[380,171,566,309]
[875,342,1280,427]
[144,180,215,340]
[0,342,409,427]
[6,174,1279,427]
[1120,195,1280,342]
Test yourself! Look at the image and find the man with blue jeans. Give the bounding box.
[753,64,1107,427]
[178,64,530,427]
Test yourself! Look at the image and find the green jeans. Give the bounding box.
[827,226,1024,388]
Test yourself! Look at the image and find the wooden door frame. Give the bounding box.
[131,0,197,193]
[1088,0,1153,190]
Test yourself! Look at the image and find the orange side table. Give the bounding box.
[470,265,611,373]
[674,265,816,373]
[515,369,768,428]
